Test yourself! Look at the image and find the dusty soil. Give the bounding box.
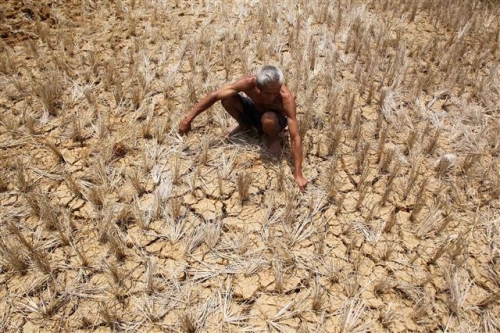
[0,0,499,332]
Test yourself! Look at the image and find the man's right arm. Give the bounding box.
[178,92,221,134]
[179,76,254,135]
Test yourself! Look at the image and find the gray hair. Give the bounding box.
[256,65,284,88]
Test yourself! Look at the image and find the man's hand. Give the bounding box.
[295,174,308,192]
[178,118,192,135]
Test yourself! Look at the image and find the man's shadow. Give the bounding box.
[225,128,292,170]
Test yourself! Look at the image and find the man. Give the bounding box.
[178,65,308,192]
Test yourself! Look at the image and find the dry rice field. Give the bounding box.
[0,0,499,332]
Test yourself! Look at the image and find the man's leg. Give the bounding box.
[261,112,284,156]
[221,95,249,137]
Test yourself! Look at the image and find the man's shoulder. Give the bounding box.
[280,85,295,100]
[226,75,256,93]
[237,75,257,86]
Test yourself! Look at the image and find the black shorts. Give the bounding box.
[237,95,287,135]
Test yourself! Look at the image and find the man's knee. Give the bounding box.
[221,96,245,124]
[221,95,239,110]
[261,112,280,134]
[220,98,230,110]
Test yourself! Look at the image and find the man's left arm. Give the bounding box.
[281,87,308,192]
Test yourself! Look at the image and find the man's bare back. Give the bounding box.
[241,84,286,115]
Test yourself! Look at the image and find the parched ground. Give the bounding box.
[0,0,499,332]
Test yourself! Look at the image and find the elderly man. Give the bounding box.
[178,65,307,192]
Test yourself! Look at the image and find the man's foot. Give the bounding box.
[267,137,282,157]
[226,124,248,138]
